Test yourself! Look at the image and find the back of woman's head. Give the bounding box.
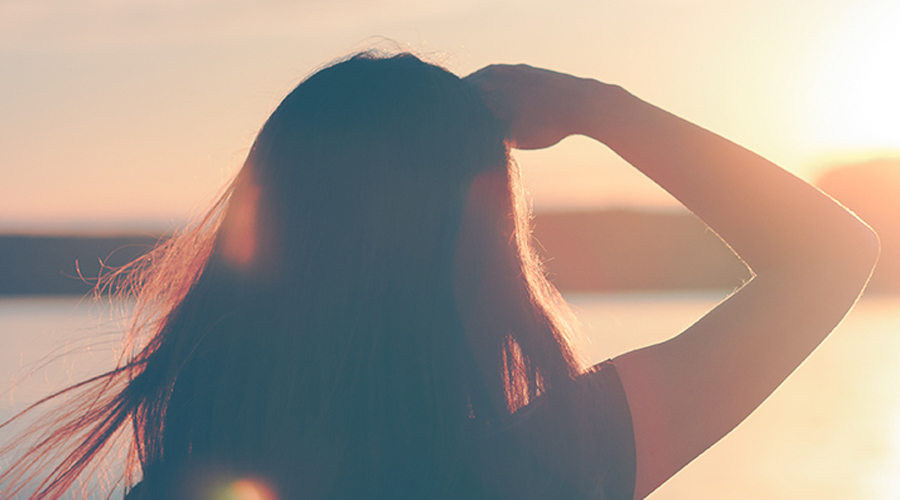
[230,52,508,292]
[0,52,580,500]
[170,52,515,496]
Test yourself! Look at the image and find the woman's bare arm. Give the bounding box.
[467,65,879,499]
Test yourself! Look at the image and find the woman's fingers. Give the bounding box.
[465,64,595,150]
[464,67,515,122]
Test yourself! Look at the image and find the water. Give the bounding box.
[569,292,900,499]
[1,293,899,499]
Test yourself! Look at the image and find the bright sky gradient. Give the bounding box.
[1,0,898,232]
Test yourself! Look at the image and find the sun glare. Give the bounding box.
[868,405,900,499]
[214,478,278,500]
[803,2,900,153]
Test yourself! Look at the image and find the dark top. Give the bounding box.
[487,361,636,500]
[124,362,635,500]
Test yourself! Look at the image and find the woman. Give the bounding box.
[0,52,878,499]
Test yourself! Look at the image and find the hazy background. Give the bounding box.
[2,3,900,498]
[2,0,898,233]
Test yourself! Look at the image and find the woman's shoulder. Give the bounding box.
[501,360,636,500]
[509,360,634,436]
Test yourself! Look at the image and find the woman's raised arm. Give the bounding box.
[467,64,879,499]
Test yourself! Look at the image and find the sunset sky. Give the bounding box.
[1,0,898,232]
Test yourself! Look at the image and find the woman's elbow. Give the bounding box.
[771,215,880,295]
[823,218,880,292]
[852,221,880,282]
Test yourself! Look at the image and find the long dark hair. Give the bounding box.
[0,52,582,499]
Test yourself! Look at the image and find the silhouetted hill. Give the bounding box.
[0,235,160,295]
[532,210,750,291]
[0,212,752,295]
[5,173,898,297]
[817,157,900,293]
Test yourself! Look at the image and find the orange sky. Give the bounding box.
[1,0,898,232]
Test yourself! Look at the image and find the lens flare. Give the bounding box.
[221,181,262,270]
[214,478,278,500]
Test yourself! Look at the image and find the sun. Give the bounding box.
[802,1,900,156]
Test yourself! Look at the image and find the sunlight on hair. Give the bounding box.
[221,182,262,270]
[214,478,278,500]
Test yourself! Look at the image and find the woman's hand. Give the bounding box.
[465,64,603,149]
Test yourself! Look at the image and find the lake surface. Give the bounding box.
[1,293,899,499]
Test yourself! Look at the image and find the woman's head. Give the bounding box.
[219,53,508,282]
[1,52,581,500]
[214,49,581,408]
[160,51,581,493]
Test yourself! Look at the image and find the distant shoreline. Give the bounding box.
[0,234,161,296]
[2,208,896,295]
